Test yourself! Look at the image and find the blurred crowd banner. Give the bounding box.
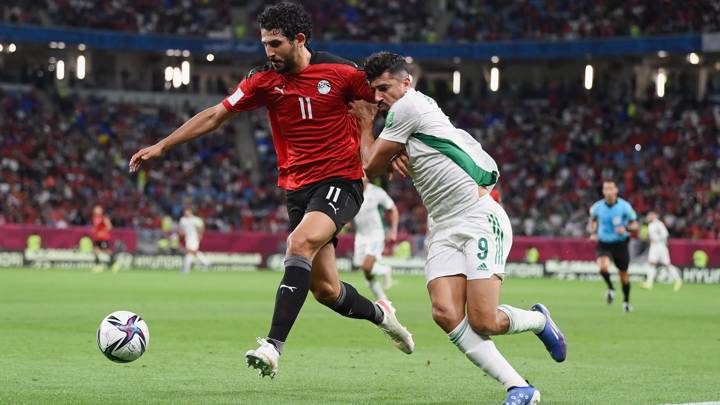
[0,225,718,268]
[0,23,710,60]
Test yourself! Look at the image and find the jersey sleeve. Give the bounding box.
[222,72,266,112]
[624,201,638,221]
[345,68,375,102]
[378,188,395,210]
[378,100,419,144]
[589,202,600,218]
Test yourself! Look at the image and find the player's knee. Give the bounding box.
[286,232,322,257]
[431,303,464,333]
[467,311,502,336]
[311,281,340,305]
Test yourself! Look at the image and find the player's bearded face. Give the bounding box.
[370,72,411,112]
[261,29,297,73]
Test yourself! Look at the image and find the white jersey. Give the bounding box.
[648,219,669,247]
[179,215,204,247]
[354,184,395,241]
[379,88,499,224]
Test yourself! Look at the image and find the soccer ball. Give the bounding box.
[97,310,150,363]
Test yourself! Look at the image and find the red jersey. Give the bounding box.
[222,51,374,190]
[92,214,111,241]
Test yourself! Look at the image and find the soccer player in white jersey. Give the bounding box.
[642,211,682,291]
[178,207,211,273]
[353,178,399,301]
[352,52,567,405]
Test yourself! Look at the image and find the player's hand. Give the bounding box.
[386,230,397,244]
[615,226,627,234]
[590,233,598,242]
[388,151,410,179]
[129,143,164,173]
[348,100,378,124]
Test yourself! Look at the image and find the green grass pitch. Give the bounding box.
[1,268,718,404]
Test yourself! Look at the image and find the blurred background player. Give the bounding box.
[357,52,566,405]
[352,178,399,302]
[642,211,682,291]
[178,207,211,273]
[589,180,638,312]
[91,205,117,273]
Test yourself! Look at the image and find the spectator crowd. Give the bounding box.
[3,0,719,42]
[2,78,719,239]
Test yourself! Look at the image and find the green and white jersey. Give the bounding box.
[379,88,499,224]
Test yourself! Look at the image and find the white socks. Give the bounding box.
[448,317,527,389]
[368,278,387,300]
[370,262,390,276]
[647,264,682,287]
[196,251,211,267]
[182,254,194,272]
[498,305,546,334]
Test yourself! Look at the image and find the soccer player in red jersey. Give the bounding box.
[91,204,115,272]
[128,2,413,378]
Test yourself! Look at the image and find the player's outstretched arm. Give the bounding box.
[129,103,237,172]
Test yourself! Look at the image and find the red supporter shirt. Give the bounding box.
[92,215,111,241]
[222,51,374,190]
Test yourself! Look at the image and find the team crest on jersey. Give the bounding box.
[317,80,332,95]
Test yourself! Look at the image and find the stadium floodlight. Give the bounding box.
[0,44,3,52]
[49,41,57,49]
[164,66,173,82]
[656,69,667,98]
[58,42,66,50]
[165,49,174,57]
[491,55,499,64]
[452,70,461,94]
[77,55,86,80]
[584,65,594,90]
[56,60,65,80]
[181,61,190,85]
[78,43,86,51]
[657,50,668,58]
[8,43,15,53]
[172,67,182,88]
[182,50,190,57]
[490,67,499,92]
[687,53,700,65]
[206,53,215,62]
[405,56,413,64]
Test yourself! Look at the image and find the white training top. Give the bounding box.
[648,219,669,247]
[379,88,499,224]
[354,183,395,241]
[179,215,204,241]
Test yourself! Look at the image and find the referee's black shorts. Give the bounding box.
[285,177,364,247]
[596,239,630,272]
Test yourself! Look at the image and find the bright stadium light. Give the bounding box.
[56,60,65,80]
[490,67,499,92]
[452,70,461,94]
[165,49,174,57]
[181,61,190,85]
[0,44,3,52]
[58,42,66,50]
[78,43,86,51]
[687,52,700,65]
[206,53,215,62]
[182,50,190,57]
[405,56,413,64]
[172,67,182,88]
[491,55,499,64]
[164,66,173,82]
[77,55,86,80]
[584,64,594,90]
[49,41,57,49]
[657,50,668,58]
[8,43,16,53]
[656,69,667,98]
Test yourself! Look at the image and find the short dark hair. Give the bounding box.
[364,52,409,82]
[257,2,313,43]
[602,179,616,185]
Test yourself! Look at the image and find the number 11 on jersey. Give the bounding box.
[298,97,313,119]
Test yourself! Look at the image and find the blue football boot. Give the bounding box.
[531,303,567,362]
[502,385,540,405]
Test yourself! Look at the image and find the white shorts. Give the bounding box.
[648,244,670,266]
[185,236,200,251]
[425,195,513,285]
[353,236,385,267]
